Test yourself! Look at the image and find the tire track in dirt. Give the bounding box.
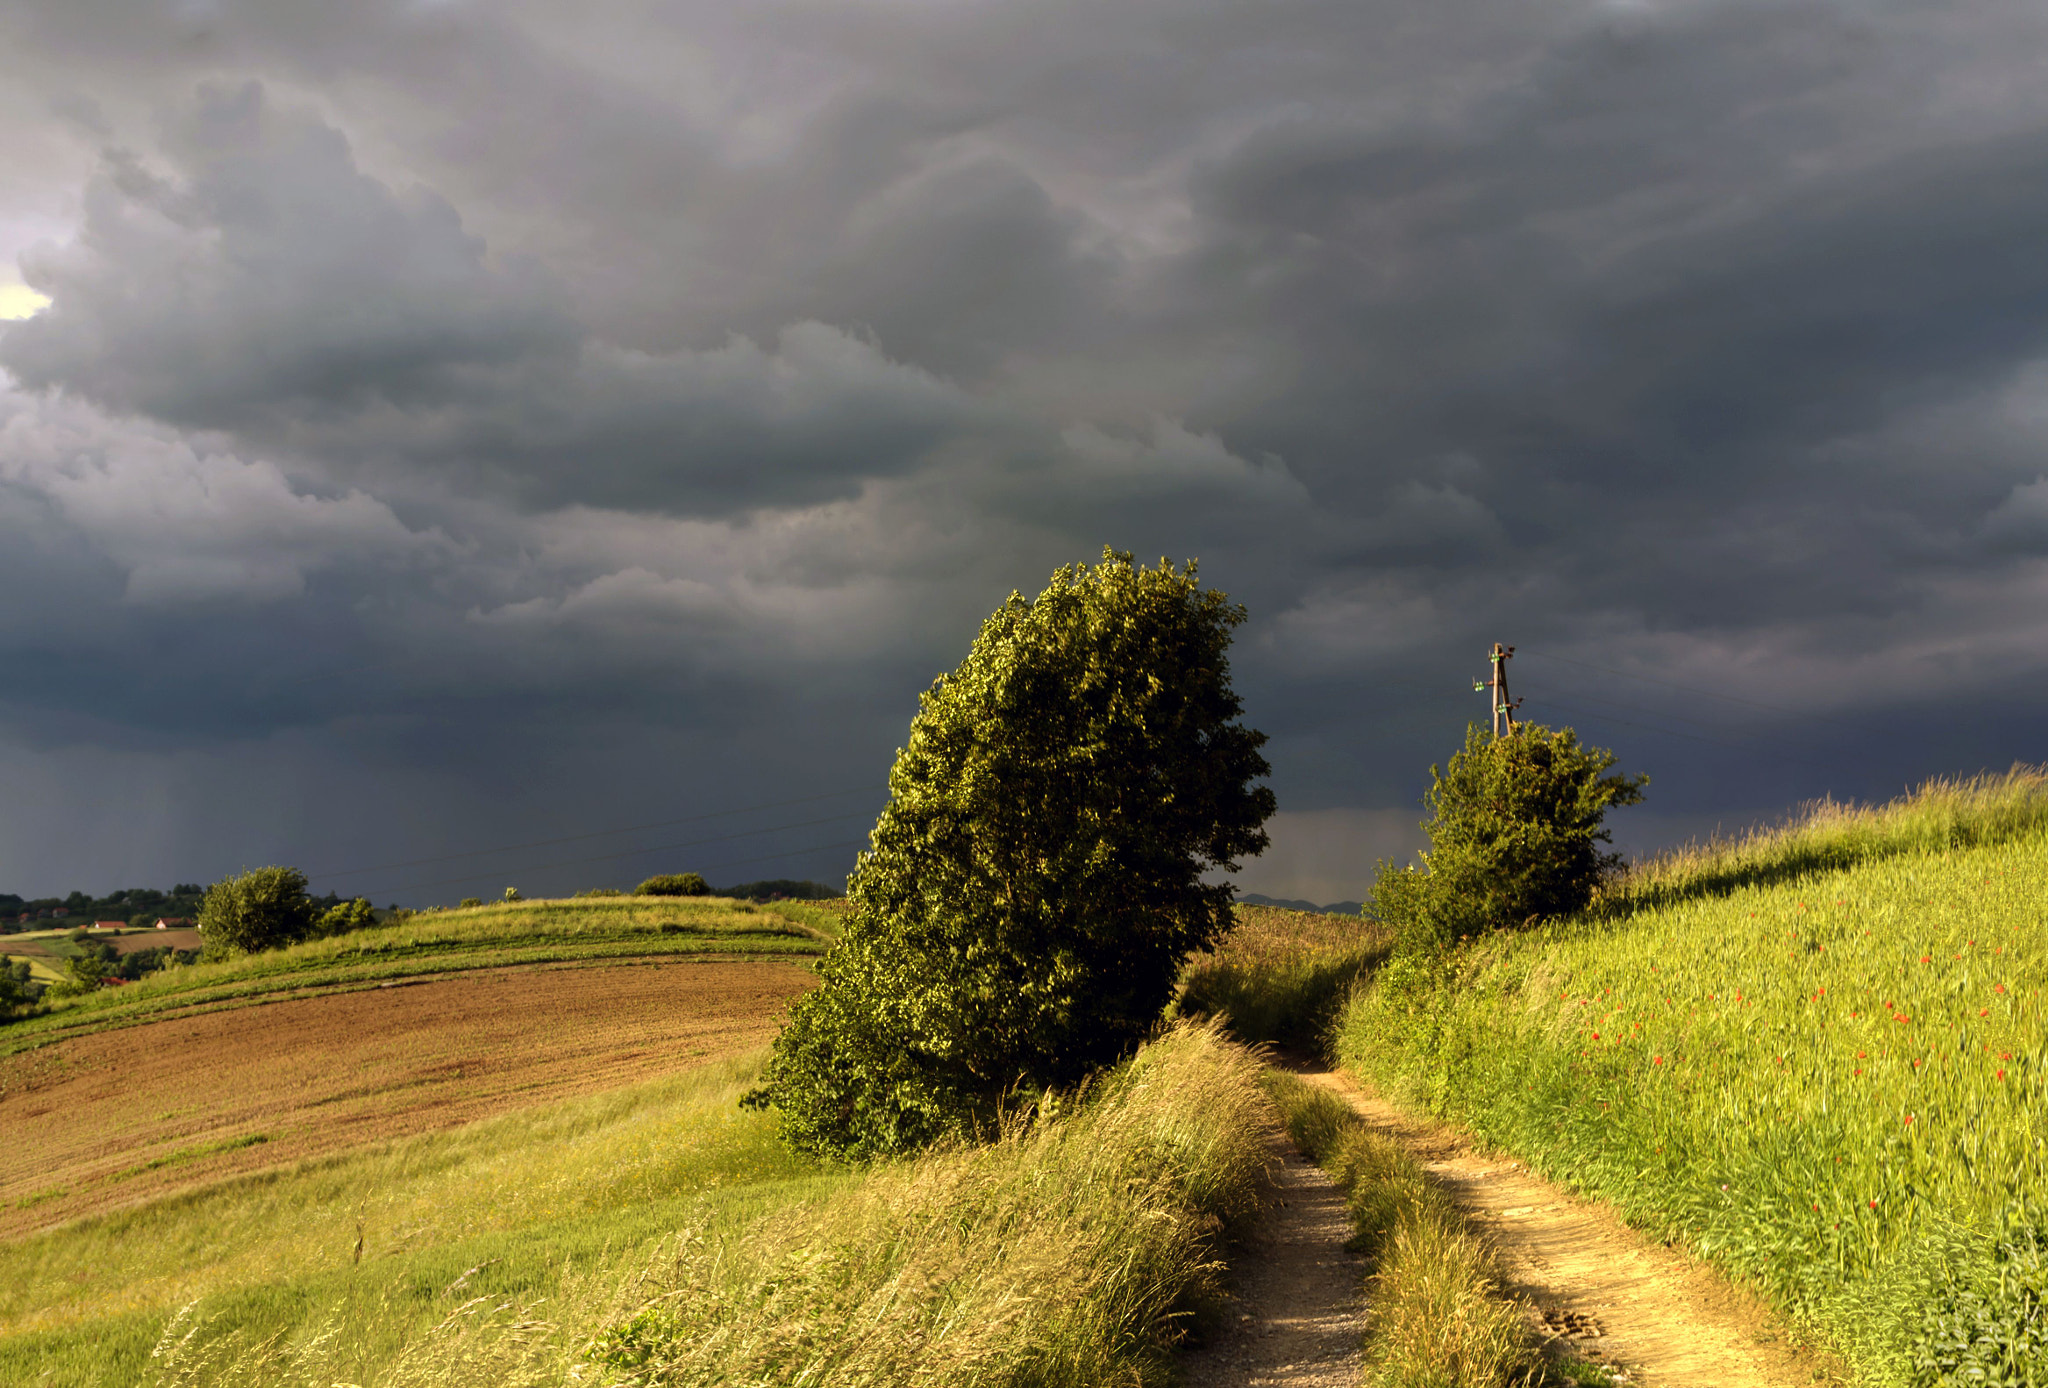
[1302,1064,1839,1388]
[1180,1127,1365,1388]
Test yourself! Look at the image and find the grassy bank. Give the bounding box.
[1336,770,2048,1385]
[6,1023,1275,1387]
[3,897,828,1053]
[1179,904,1392,1050]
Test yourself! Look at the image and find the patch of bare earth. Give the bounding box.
[1180,1128,1364,1388]
[0,958,814,1239]
[1304,1065,1840,1388]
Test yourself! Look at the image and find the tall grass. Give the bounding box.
[14,1024,1273,1388]
[1602,767,2048,916]
[576,1022,1271,1387]
[1336,770,2048,1386]
[2,1052,838,1386]
[1179,905,1392,1052]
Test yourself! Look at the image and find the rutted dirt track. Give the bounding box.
[0,959,814,1239]
[1303,1065,1836,1388]
[1181,1130,1365,1388]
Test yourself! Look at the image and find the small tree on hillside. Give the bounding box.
[312,897,376,938]
[1372,722,1647,963]
[745,550,1275,1161]
[198,866,317,957]
[637,873,708,897]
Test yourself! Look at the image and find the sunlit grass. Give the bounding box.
[0,1049,841,1386]
[1337,769,2048,1384]
[12,1024,1277,1387]
[1178,904,1392,1052]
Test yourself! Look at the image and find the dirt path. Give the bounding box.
[1180,1130,1365,1388]
[1303,1065,1836,1388]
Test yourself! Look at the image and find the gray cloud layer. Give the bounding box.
[1,0,2046,901]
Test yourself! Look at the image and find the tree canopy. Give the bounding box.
[198,866,318,957]
[1372,721,1647,963]
[747,550,1274,1160]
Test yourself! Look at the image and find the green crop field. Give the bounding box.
[1336,770,2048,1384]
[2,895,831,1056]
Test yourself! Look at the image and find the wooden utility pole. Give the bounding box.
[1474,642,1521,738]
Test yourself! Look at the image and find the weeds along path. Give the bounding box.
[1301,1065,1835,1388]
[1180,1127,1365,1388]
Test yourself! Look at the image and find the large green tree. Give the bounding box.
[748,550,1275,1160]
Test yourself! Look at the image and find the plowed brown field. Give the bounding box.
[0,958,814,1239]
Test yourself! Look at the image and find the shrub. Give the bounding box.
[637,873,708,897]
[1371,721,1645,962]
[0,958,41,1013]
[458,897,483,909]
[573,887,626,898]
[68,946,112,987]
[198,867,318,957]
[503,886,523,902]
[312,897,375,938]
[747,550,1275,1161]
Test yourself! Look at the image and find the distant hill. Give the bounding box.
[1238,892,1363,916]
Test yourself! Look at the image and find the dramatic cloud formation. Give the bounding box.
[1,0,2046,902]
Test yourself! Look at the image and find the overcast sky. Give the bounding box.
[2,0,2045,907]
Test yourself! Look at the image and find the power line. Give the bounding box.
[308,785,882,881]
[350,811,875,897]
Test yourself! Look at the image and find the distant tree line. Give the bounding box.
[0,883,213,933]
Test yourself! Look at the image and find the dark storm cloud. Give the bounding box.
[0,83,996,516]
[2,0,2048,900]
